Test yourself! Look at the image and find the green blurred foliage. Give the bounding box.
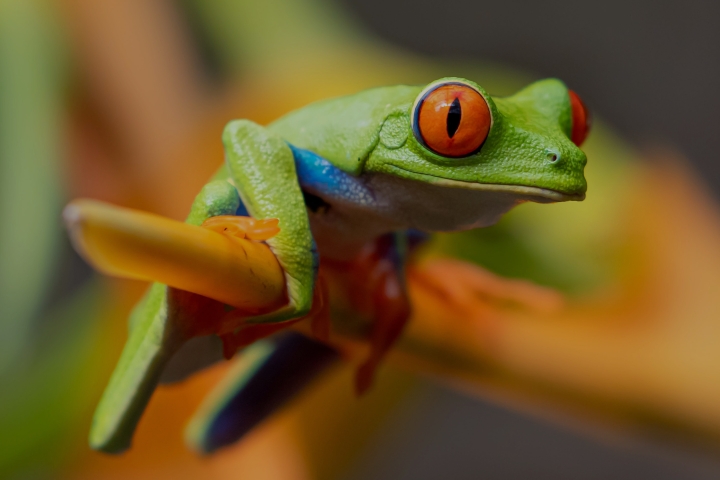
[0,282,108,477]
[0,0,66,374]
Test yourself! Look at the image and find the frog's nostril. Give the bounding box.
[545,149,561,164]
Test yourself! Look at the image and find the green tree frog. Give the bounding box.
[91,77,590,454]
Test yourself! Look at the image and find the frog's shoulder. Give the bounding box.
[268,85,420,175]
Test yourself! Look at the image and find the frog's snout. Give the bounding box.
[536,144,588,199]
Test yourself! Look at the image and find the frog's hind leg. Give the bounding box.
[352,232,415,395]
[185,333,338,454]
[355,264,411,395]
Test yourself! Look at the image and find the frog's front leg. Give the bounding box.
[221,120,317,330]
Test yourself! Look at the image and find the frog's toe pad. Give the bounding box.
[202,216,279,241]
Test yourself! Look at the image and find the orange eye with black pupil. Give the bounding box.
[569,90,591,146]
[413,83,492,158]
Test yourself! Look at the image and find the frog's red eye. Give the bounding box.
[569,90,591,146]
[413,83,492,158]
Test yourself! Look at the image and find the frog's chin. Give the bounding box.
[385,166,585,203]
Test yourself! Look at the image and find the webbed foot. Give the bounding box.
[202,215,279,241]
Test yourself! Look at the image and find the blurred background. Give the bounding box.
[2,0,720,478]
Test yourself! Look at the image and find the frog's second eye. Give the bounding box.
[569,90,591,146]
[413,83,492,158]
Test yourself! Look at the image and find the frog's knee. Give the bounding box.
[186,180,240,226]
[201,179,238,200]
[222,119,261,144]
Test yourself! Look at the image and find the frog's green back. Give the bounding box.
[269,85,420,175]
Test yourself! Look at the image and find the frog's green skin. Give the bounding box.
[225,76,584,318]
[89,77,587,454]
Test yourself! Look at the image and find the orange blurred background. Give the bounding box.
[2,0,720,478]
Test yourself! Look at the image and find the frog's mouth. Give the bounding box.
[385,165,585,203]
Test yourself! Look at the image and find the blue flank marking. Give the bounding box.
[288,144,375,206]
[232,144,374,215]
[203,333,338,453]
[234,201,249,216]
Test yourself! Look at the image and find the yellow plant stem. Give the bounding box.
[64,199,286,311]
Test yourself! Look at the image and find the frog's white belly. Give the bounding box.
[290,145,542,261]
[306,172,527,261]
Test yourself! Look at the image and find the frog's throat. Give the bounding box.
[385,165,585,203]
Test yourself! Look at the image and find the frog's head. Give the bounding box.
[367,77,589,205]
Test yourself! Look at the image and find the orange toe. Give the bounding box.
[202,216,280,241]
